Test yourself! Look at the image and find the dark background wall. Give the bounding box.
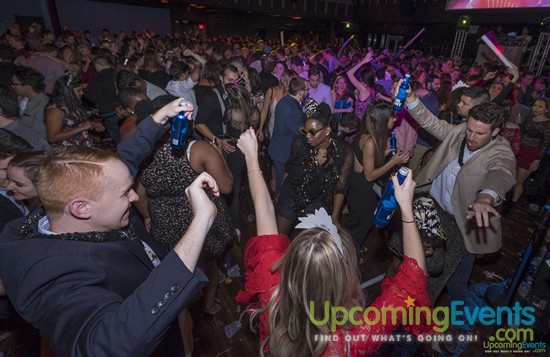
[0,0,49,34]
[55,0,170,35]
[0,0,171,36]
[1,0,549,54]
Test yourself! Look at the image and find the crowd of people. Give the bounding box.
[0,21,549,356]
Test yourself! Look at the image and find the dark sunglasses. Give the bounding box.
[299,126,325,136]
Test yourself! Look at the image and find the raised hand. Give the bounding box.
[151,98,194,125]
[393,78,416,103]
[393,169,415,209]
[185,172,218,220]
[363,51,374,63]
[237,128,258,159]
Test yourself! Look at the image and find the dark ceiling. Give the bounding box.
[94,0,355,22]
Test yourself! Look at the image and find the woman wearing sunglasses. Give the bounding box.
[275,102,353,235]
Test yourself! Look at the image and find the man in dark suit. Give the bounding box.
[268,77,308,196]
[0,99,216,356]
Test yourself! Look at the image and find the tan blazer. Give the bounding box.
[409,101,516,254]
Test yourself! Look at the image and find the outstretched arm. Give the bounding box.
[237,128,278,236]
[393,170,427,274]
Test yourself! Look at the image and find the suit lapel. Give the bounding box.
[116,240,156,270]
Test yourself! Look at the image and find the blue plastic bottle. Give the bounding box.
[373,167,409,227]
[392,74,411,113]
[389,131,397,157]
[170,112,189,150]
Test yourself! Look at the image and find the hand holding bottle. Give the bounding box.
[393,169,415,210]
[392,78,416,104]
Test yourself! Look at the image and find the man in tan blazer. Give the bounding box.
[404,88,516,305]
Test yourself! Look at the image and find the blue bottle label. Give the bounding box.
[373,168,408,227]
[170,113,188,150]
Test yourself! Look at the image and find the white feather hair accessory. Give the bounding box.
[295,208,343,255]
[452,80,468,91]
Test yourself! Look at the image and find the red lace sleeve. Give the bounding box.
[500,127,521,156]
[323,256,433,356]
[235,234,290,305]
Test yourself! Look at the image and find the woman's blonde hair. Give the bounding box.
[256,227,365,356]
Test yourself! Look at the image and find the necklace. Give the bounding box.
[458,137,467,167]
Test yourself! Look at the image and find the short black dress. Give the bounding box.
[139,142,234,257]
[347,137,376,249]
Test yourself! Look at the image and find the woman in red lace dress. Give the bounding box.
[235,128,432,356]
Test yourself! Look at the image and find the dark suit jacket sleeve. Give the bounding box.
[117,115,169,177]
[0,241,207,356]
[72,252,207,356]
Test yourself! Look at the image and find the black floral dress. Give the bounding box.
[139,142,234,257]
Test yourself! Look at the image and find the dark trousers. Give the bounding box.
[272,160,285,198]
[525,153,550,199]
[446,250,475,303]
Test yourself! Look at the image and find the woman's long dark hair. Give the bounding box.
[247,67,263,96]
[359,64,376,89]
[354,100,393,167]
[51,74,85,116]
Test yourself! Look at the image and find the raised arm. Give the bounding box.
[176,172,218,271]
[237,128,278,236]
[393,170,426,274]
[491,64,519,105]
[403,83,455,142]
[346,52,373,95]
